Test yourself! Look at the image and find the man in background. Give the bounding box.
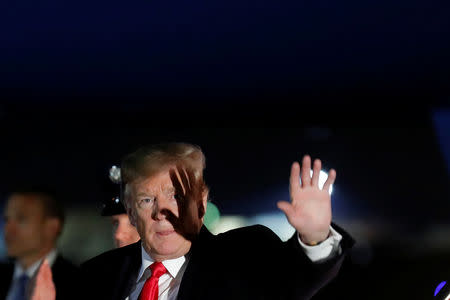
[0,186,80,300]
[101,195,140,248]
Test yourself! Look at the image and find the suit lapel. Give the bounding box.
[0,263,14,300]
[117,241,142,300]
[177,226,215,300]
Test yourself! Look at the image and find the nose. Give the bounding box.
[152,196,173,220]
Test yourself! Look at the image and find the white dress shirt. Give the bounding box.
[127,226,342,300]
[297,225,343,262]
[127,249,188,300]
[6,249,58,300]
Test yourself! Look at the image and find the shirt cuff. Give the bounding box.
[297,225,343,262]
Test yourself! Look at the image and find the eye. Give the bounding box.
[138,197,155,209]
[16,215,26,223]
[111,220,119,229]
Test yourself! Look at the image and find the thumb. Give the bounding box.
[277,201,294,217]
[41,259,53,282]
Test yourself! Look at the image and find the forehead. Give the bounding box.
[132,169,175,193]
[6,194,45,216]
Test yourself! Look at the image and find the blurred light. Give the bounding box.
[203,202,220,230]
[248,212,295,241]
[208,216,247,235]
[299,170,333,194]
[109,165,121,184]
[435,281,447,296]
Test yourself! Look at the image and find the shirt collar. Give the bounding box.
[13,248,58,279]
[137,245,186,282]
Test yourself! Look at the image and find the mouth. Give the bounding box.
[156,229,175,236]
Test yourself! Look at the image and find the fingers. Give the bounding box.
[176,165,191,193]
[300,155,312,187]
[297,155,334,192]
[198,203,205,219]
[185,168,197,191]
[322,168,336,193]
[289,162,301,194]
[311,158,321,187]
[170,168,185,196]
[277,201,294,216]
[31,259,55,300]
[161,208,179,226]
[40,259,53,281]
[172,165,199,195]
[169,168,187,217]
[168,165,204,240]
[38,260,54,290]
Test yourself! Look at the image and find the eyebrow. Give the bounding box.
[136,187,175,197]
[136,192,154,198]
[165,187,175,194]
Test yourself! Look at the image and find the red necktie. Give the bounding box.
[138,262,167,300]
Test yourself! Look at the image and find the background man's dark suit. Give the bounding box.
[81,224,354,300]
[0,255,80,300]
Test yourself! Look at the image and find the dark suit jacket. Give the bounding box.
[82,223,354,300]
[0,255,80,300]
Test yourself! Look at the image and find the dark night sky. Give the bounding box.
[0,0,449,103]
[1,0,449,226]
[1,0,450,243]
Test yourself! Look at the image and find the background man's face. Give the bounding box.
[128,168,192,261]
[3,194,49,260]
[110,213,140,248]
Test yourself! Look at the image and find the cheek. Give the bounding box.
[128,204,140,226]
[135,211,154,234]
[18,226,44,246]
[126,222,136,232]
[20,223,38,236]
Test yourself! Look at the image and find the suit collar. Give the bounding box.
[138,245,187,280]
[12,248,58,279]
[117,240,143,300]
[176,226,215,300]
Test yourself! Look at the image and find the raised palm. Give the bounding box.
[277,155,335,245]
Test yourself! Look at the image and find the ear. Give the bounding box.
[44,218,62,240]
[127,206,137,227]
[200,189,209,220]
[202,190,208,210]
[123,184,137,227]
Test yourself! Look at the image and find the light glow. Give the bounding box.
[299,170,333,195]
[435,281,447,297]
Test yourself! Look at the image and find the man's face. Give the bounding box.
[127,169,192,261]
[110,213,140,248]
[3,194,50,262]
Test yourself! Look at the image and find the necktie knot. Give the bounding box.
[149,262,167,279]
[138,262,167,300]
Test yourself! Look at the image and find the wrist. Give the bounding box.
[299,230,331,246]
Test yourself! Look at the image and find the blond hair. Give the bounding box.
[121,142,206,206]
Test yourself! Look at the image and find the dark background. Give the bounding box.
[1,0,450,298]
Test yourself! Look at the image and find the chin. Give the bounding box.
[150,237,191,259]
